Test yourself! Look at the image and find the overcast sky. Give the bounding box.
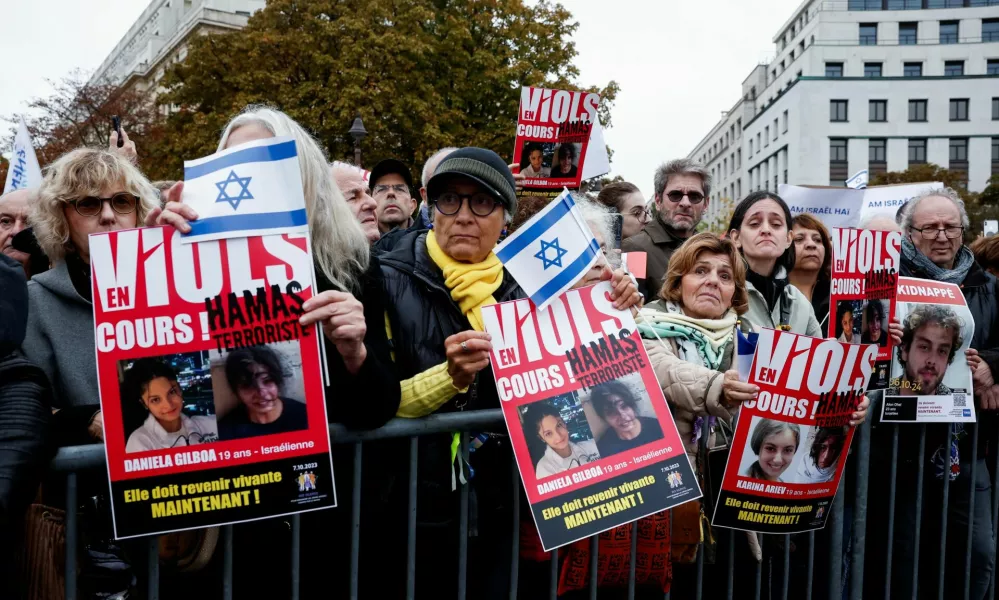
[0,0,803,197]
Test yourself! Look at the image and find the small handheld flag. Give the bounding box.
[846,169,869,190]
[495,188,600,309]
[736,327,759,382]
[3,117,43,194]
[180,136,308,243]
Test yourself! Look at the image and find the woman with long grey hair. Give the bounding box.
[151,106,400,428]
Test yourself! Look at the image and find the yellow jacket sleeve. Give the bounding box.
[386,311,468,418]
[396,362,469,418]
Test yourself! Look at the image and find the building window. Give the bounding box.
[830,139,849,186]
[860,23,878,46]
[993,137,999,176]
[984,18,999,42]
[783,169,788,184]
[993,98,999,120]
[864,63,883,78]
[765,127,770,147]
[950,99,970,121]
[773,119,778,141]
[869,139,888,176]
[757,133,762,153]
[950,138,969,188]
[939,21,959,45]
[904,62,923,77]
[988,60,999,76]
[908,138,927,165]
[831,100,849,122]
[749,139,754,155]
[944,60,964,76]
[887,0,921,7]
[899,22,918,45]
[870,100,888,122]
[825,62,844,77]
[909,99,928,122]
[848,0,882,8]
[782,110,789,133]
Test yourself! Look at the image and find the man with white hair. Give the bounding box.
[0,189,32,276]
[622,158,712,300]
[865,187,999,598]
[332,163,380,244]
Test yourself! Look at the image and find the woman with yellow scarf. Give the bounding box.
[379,147,640,598]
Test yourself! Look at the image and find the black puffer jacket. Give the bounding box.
[0,255,53,598]
[379,230,522,525]
[380,230,524,412]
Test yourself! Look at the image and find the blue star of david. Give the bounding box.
[215,170,253,210]
[535,238,569,270]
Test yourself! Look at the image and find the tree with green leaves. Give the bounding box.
[144,0,618,181]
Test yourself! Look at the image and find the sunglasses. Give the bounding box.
[434,192,501,217]
[69,193,139,217]
[665,190,705,205]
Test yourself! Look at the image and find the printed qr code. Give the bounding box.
[953,394,966,407]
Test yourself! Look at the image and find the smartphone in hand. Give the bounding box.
[112,115,124,148]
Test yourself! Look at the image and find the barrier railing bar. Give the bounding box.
[550,548,559,600]
[665,510,672,600]
[290,513,301,600]
[628,520,638,600]
[850,417,872,600]
[754,533,762,600]
[589,533,598,600]
[509,456,521,600]
[695,535,704,600]
[938,426,953,600]
[349,442,362,600]
[222,525,233,600]
[963,423,979,600]
[458,432,469,600]
[913,424,927,598]
[65,472,77,600]
[407,437,418,600]
[728,534,736,600]
[806,531,815,600]
[828,480,845,598]
[781,534,790,600]
[885,425,899,600]
[147,535,159,600]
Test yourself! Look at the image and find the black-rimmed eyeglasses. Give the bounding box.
[434,192,501,217]
[69,193,138,217]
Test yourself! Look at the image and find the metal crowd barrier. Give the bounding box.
[46,410,999,600]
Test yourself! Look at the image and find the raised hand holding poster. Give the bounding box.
[90,226,335,538]
[481,282,700,550]
[712,328,876,534]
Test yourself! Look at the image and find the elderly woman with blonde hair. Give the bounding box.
[24,148,160,442]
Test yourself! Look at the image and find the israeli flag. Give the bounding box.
[495,189,599,309]
[180,136,307,243]
[3,117,43,194]
[736,328,759,383]
[846,169,869,190]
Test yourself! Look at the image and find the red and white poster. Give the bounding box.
[90,226,335,539]
[829,227,901,389]
[881,277,976,423]
[513,86,599,199]
[481,282,700,551]
[712,328,877,534]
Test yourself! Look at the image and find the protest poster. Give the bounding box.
[712,328,877,534]
[857,181,941,223]
[481,282,700,551]
[829,227,901,389]
[90,226,336,538]
[513,86,600,199]
[881,277,976,423]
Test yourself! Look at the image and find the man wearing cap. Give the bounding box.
[374,149,454,253]
[369,158,418,236]
[377,146,641,597]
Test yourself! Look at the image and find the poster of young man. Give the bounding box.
[513,86,599,199]
[881,277,976,423]
[712,328,877,534]
[829,227,901,389]
[90,226,336,539]
[481,282,700,551]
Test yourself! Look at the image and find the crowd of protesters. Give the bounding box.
[1,103,998,599]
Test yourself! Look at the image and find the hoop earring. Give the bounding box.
[501,228,508,236]
[428,223,434,230]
